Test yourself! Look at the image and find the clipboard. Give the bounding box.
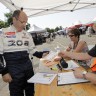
[27,72,57,84]
[57,72,89,86]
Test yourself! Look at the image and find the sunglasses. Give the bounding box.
[68,35,75,37]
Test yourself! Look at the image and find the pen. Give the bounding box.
[43,74,53,77]
[50,67,58,71]
[56,64,62,71]
[72,69,75,71]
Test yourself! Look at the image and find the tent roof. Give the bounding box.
[28,24,46,33]
[0,0,96,17]
[92,17,96,23]
[73,21,82,25]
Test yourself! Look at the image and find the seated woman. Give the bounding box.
[66,28,90,68]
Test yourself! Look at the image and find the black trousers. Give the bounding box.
[4,51,34,96]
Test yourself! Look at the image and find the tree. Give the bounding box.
[26,23,30,30]
[5,12,13,26]
[46,28,51,32]
[59,26,63,30]
[0,12,13,28]
[55,27,59,32]
[50,28,54,33]
[0,21,5,29]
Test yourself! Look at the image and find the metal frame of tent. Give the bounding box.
[0,0,96,17]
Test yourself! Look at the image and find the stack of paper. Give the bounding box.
[41,51,58,61]
[27,73,57,84]
[58,72,89,85]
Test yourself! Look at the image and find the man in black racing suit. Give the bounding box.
[0,10,47,96]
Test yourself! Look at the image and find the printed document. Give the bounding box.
[27,73,57,84]
[58,72,89,85]
[41,51,58,61]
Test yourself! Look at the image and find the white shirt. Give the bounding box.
[0,25,35,55]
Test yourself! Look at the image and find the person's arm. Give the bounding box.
[54,51,92,62]
[63,45,96,60]
[0,29,12,82]
[0,58,8,75]
[0,31,9,75]
[66,44,72,51]
[73,68,96,84]
[0,54,12,82]
[55,45,96,62]
[33,51,49,58]
[84,72,96,84]
[58,51,92,60]
[28,33,49,58]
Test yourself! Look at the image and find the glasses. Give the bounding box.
[68,35,75,37]
[15,17,27,24]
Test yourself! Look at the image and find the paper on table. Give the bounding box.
[27,73,57,84]
[63,60,79,70]
[41,51,58,61]
[40,51,59,67]
[58,72,89,85]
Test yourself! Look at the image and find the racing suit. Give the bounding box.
[0,25,44,96]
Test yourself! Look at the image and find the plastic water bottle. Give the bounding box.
[55,45,61,53]
[55,45,68,69]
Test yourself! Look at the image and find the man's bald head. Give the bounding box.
[12,10,28,31]
[12,10,21,18]
[12,10,27,19]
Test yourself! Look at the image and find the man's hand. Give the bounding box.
[2,73,12,83]
[54,56,62,61]
[54,51,67,61]
[58,51,67,57]
[73,68,84,79]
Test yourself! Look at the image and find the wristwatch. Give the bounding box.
[82,71,87,79]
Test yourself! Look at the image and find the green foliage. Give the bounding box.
[26,23,30,30]
[46,28,51,32]
[46,26,63,33]
[0,12,13,28]
[4,22,9,27]
[55,27,60,31]
[59,26,63,30]
[50,28,54,33]
[8,17,13,25]
[5,12,13,26]
[0,21,5,29]
[4,13,12,19]
[45,28,54,33]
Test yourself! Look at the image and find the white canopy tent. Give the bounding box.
[28,24,46,33]
[92,17,96,23]
[73,20,82,25]
[0,0,96,17]
[84,17,96,27]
